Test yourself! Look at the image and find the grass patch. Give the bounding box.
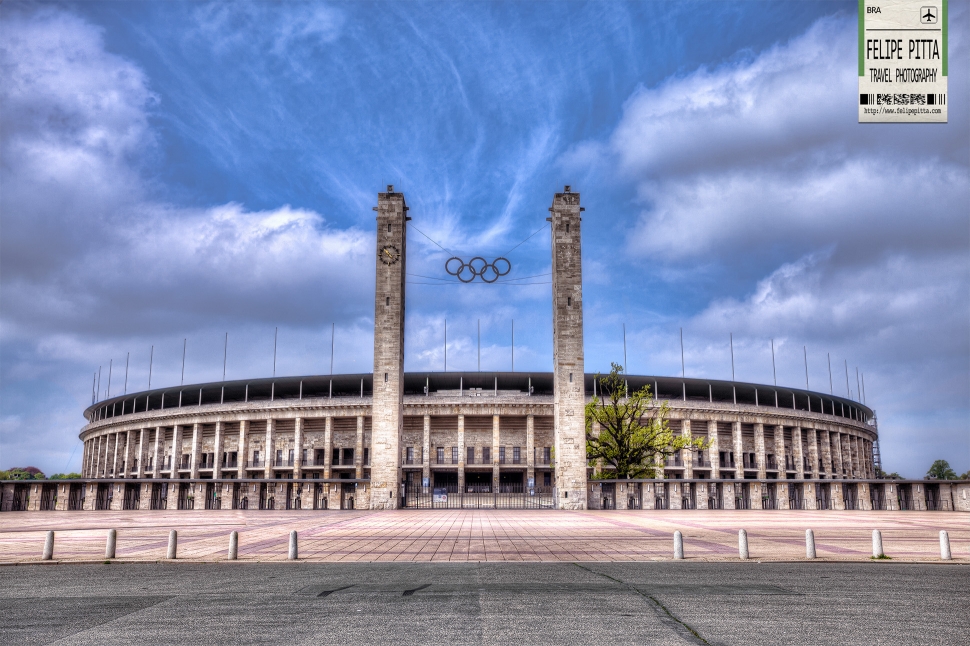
[870,554,892,560]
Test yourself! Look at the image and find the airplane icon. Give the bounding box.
[920,6,937,24]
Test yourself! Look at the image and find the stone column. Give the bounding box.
[820,429,833,477]
[708,420,719,479]
[172,424,184,476]
[422,414,431,483]
[152,427,162,478]
[682,419,694,479]
[806,427,819,479]
[457,414,466,491]
[754,423,766,479]
[189,423,201,479]
[264,419,275,479]
[213,422,223,479]
[831,431,843,478]
[355,415,364,479]
[849,434,861,478]
[120,431,131,477]
[732,421,743,476]
[323,416,333,480]
[135,428,146,478]
[98,435,107,476]
[492,414,501,491]
[793,427,804,479]
[773,425,785,476]
[549,186,587,509]
[293,418,303,479]
[237,420,248,479]
[526,414,535,487]
[370,187,408,508]
[111,433,121,477]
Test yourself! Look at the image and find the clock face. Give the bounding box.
[379,244,401,265]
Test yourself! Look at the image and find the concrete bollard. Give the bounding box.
[288,530,298,560]
[805,529,816,559]
[738,529,749,560]
[42,531,54,561]
[872,529,883,558]
[167,530,178,559]
[228,531,238,560]
[105,529,117,559]
[673,531,684,560]
[940,530,951,561]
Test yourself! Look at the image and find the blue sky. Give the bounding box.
[1,1,967,477]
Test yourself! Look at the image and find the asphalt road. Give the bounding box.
[0,562,966,645]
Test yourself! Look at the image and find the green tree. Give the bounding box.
[48,473,83,480]
[586,363,706,479]
[875,467,901,479]
[926,460,957,480]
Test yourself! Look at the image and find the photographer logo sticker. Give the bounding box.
[859,0,948,123]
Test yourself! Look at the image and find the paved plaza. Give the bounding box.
[0,510,965,563]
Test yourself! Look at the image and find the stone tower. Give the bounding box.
[370,185,408,509]
[549,186,587,509]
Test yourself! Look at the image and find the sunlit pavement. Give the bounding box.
[1,510,966,563]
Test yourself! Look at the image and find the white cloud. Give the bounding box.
[571,10,970,477]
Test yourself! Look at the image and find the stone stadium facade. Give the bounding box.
[3,187,967,513]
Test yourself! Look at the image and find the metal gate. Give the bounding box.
[122,483,140,510]
[204,482,219,510]
[40,484,57,511]
[628,483,643,510]
[601,483,616,510]
[707,482,721,509]
[96,483,111,510]
[68,483,84,510]
[403,482,554,509]
[816,483,830,510]
[869,483,885,510]
[681,483,696,510]
[843,483,858,510]
[150,483,166,510]
[763,483,776,510]
[788,483,803,510]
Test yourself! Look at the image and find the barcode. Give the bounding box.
[860,93,945,106]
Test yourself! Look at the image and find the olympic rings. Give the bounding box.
[445,256,512,283]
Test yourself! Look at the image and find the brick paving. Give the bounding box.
[0,510,965,563]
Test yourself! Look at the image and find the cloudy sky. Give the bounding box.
[1,1,967,478]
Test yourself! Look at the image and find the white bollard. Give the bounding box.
[288,530,298,560]
[738,529,749,560]
[872,529,883,558]
[229,531,238,560]
[673,531,684,560]
[805,529,816,559]
[167,530,178,559]
[105,529,117,559]
[42,531,54,561]
[940,530,951,560]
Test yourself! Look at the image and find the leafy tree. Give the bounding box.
[875,467,901,479]
[586,363,706,479]
[48,473,83,480]
[926,460,957,480]
[4,467,44,480]
[960,471,970,480]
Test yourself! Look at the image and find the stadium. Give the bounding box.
[3,188,965,513]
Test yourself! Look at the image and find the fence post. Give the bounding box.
[288,530,298,560]
[805,529,816,559]
[229,530,238,560]
[872,529,883,558]
[42,531,54,561]
[939,530,951,560]
[673,531,684,560]
[738,529,749,560]
[105,529,117,559]
[167,530,178,559]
